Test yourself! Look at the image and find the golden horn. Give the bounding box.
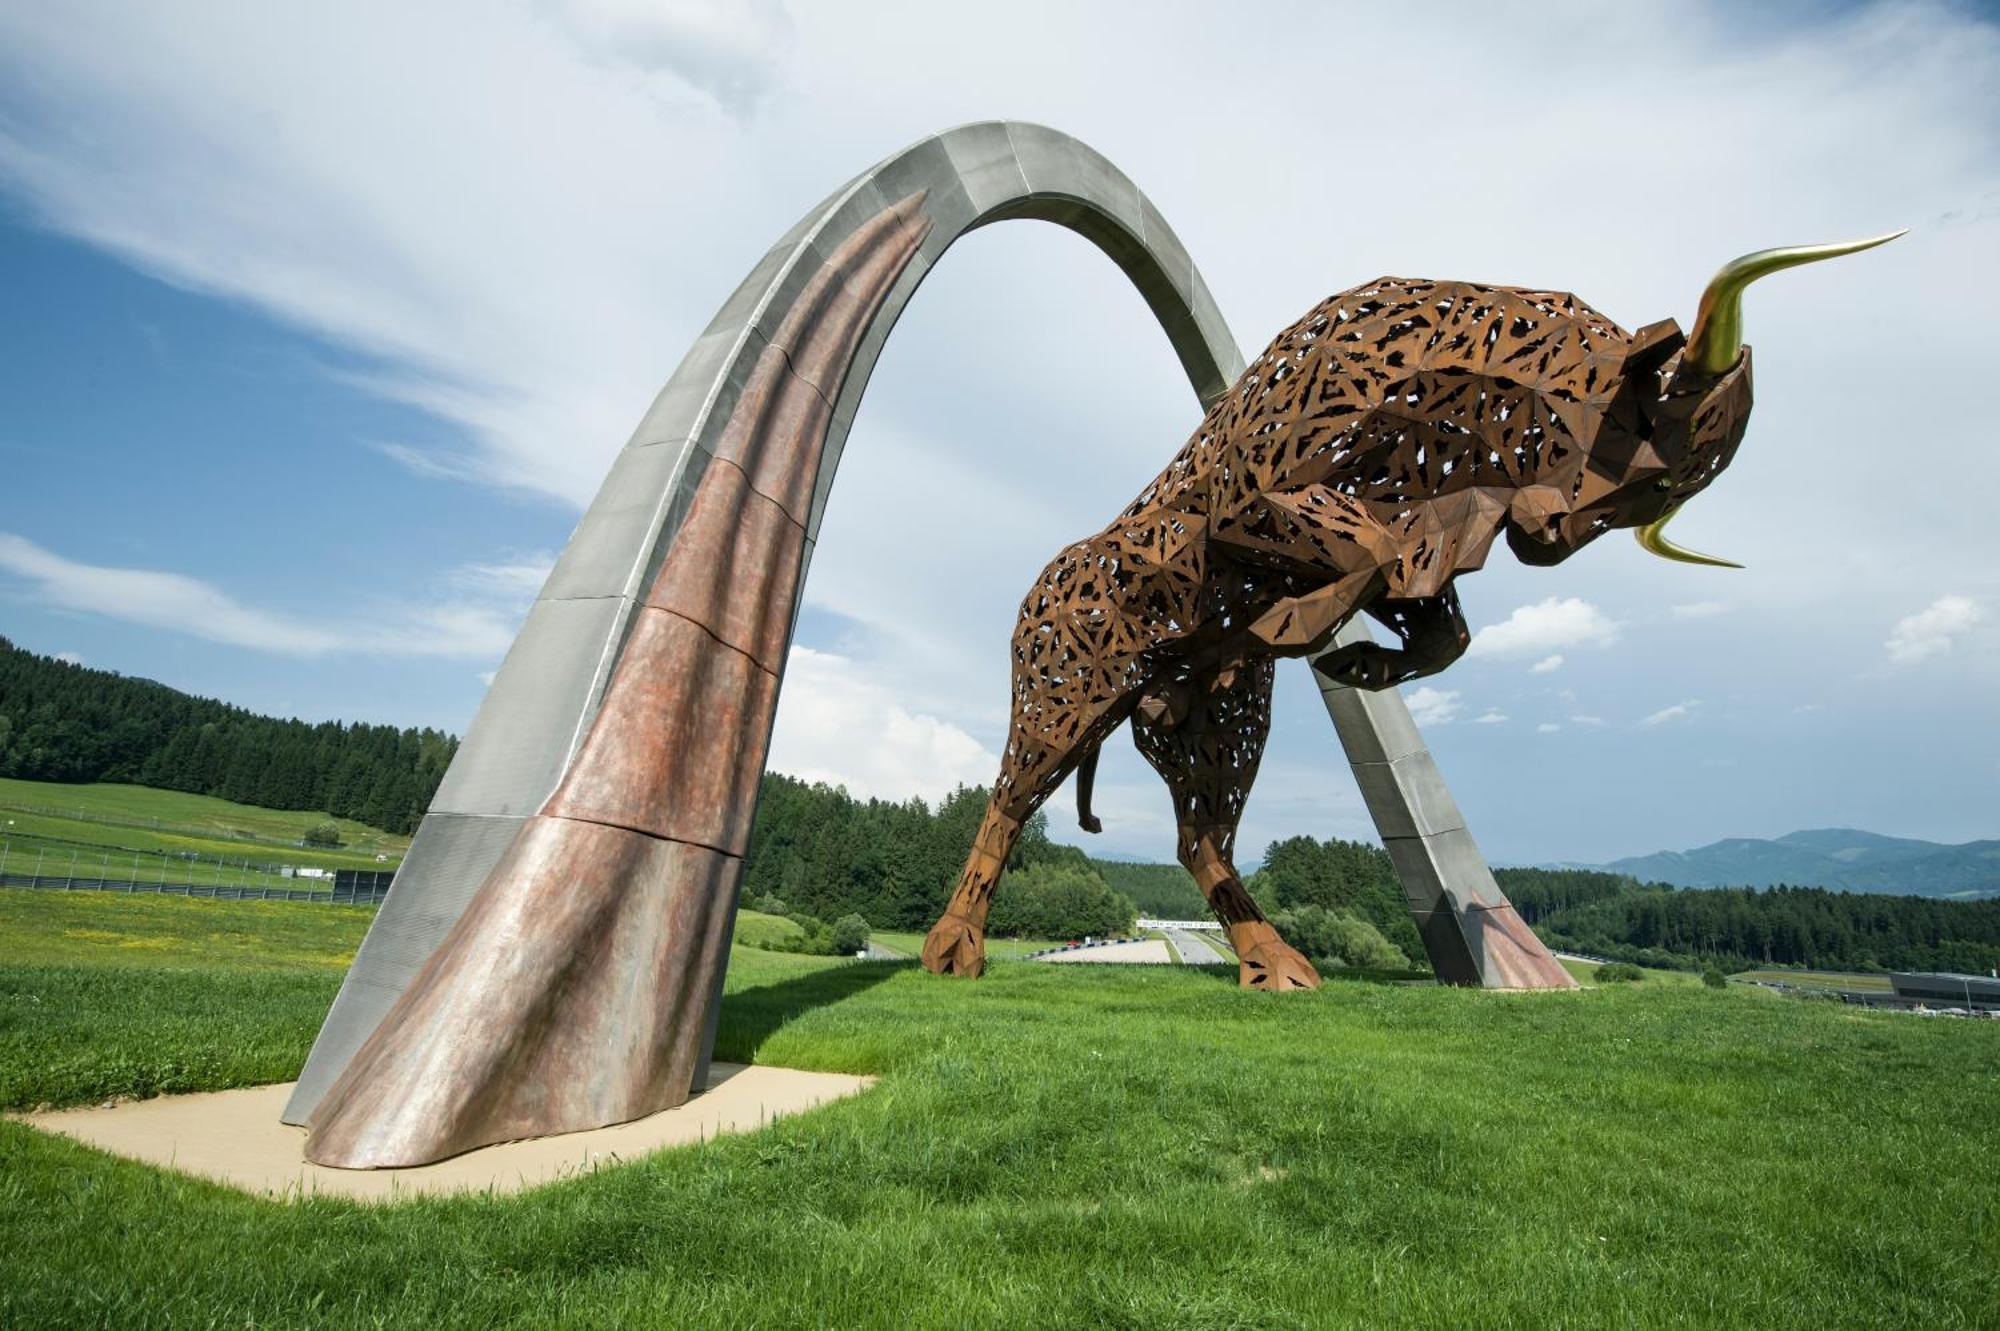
[1684,230,1906,376]
[1635,507,1742,569]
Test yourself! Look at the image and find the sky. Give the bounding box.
[1,0,1996,867]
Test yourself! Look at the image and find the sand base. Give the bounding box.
[17,1063,872,1203]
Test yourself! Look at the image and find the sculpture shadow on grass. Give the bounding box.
[711,960,907,1064]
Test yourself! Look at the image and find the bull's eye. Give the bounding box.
[1654,477,1674,492]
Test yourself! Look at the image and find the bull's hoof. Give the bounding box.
[1234,924,1320,991]
[921,913,986,978]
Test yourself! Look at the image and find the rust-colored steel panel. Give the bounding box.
[644,458,805,675]
[1459,904,1577,991]
[711,193,934,520]
[305,816,737,1168]
[547,607,779,855]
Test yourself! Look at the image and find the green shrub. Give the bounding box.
[1595,961,1645,984]
[753,893,789,917]
[1270,905,1409,971]
[987,862,1135,939]
[1702,967,1728,989]
[830,914,871,955]
[301,820,344,848]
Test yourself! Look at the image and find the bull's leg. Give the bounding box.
[924,538,1151,977]
[1312,587,1471,690]
[1132,659,1320,991]
[921,798,1023,979]
[921,700,1127,977]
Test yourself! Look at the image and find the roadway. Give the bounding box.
[1162,928,1230,965]
[1042,937,1172,964]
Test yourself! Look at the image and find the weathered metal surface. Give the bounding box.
[304,816,738,1168]
[544,606,781,854]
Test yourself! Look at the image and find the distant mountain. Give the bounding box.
[1562,829,2000,899]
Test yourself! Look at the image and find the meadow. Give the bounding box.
[0,777,408,893]
[1,890,1995,1329]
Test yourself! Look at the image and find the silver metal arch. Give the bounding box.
[286,121,1506,1128]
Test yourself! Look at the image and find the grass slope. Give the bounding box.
[0,776,409,866]
[731,908,809,950]
[2,893,1995,1328]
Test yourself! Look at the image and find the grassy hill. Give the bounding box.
[731,908,810,951]
[0,777,410,893]
[0,777,408,854]
[2,890,1993,1327]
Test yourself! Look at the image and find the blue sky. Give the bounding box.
[2,1,1996,866]
[0,216,576,729]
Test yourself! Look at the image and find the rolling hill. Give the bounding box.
[1569,828,2000,899]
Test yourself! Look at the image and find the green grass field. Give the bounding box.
[732,908,810,950]
[1561,957,1709,987]
[0,776,408,865]
[0,778,409,894]
[2,891,1995,1328]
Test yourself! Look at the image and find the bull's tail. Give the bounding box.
[1075,739,1104,834]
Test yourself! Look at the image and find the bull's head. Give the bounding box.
[1508,232,1903,569]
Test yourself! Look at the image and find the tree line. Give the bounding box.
[1485,866,1637,924]
[12,634,1992,974]
[1245,834,1423,965]
[739,774,1141,940]
[1527,877,2000,974]
[742,781,1424,969]
[0,637,453,834]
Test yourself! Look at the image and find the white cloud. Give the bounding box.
[450,555,558,601]
[1403,686,1461,727]
[1473,709,1509,724]
[767,646,996,802]
[1640,700,1701,727]
[1569,714,1606,727]
[1885,595,1984,664]
[0,532,530,660]
[53,650,84,666]
[1529,653,1565,674]
[540,0,794,113]
[1469,599,1619,662]
[1671,600,1731,620]
[1536,722,1561,734]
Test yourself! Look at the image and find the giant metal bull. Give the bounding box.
[922,234,1901,989]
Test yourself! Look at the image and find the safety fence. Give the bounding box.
[0,868,392,905]
[0,835,397,899]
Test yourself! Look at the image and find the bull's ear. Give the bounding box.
[1623,319,1685,380]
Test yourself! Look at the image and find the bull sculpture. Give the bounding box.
[922,234,1902,990]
